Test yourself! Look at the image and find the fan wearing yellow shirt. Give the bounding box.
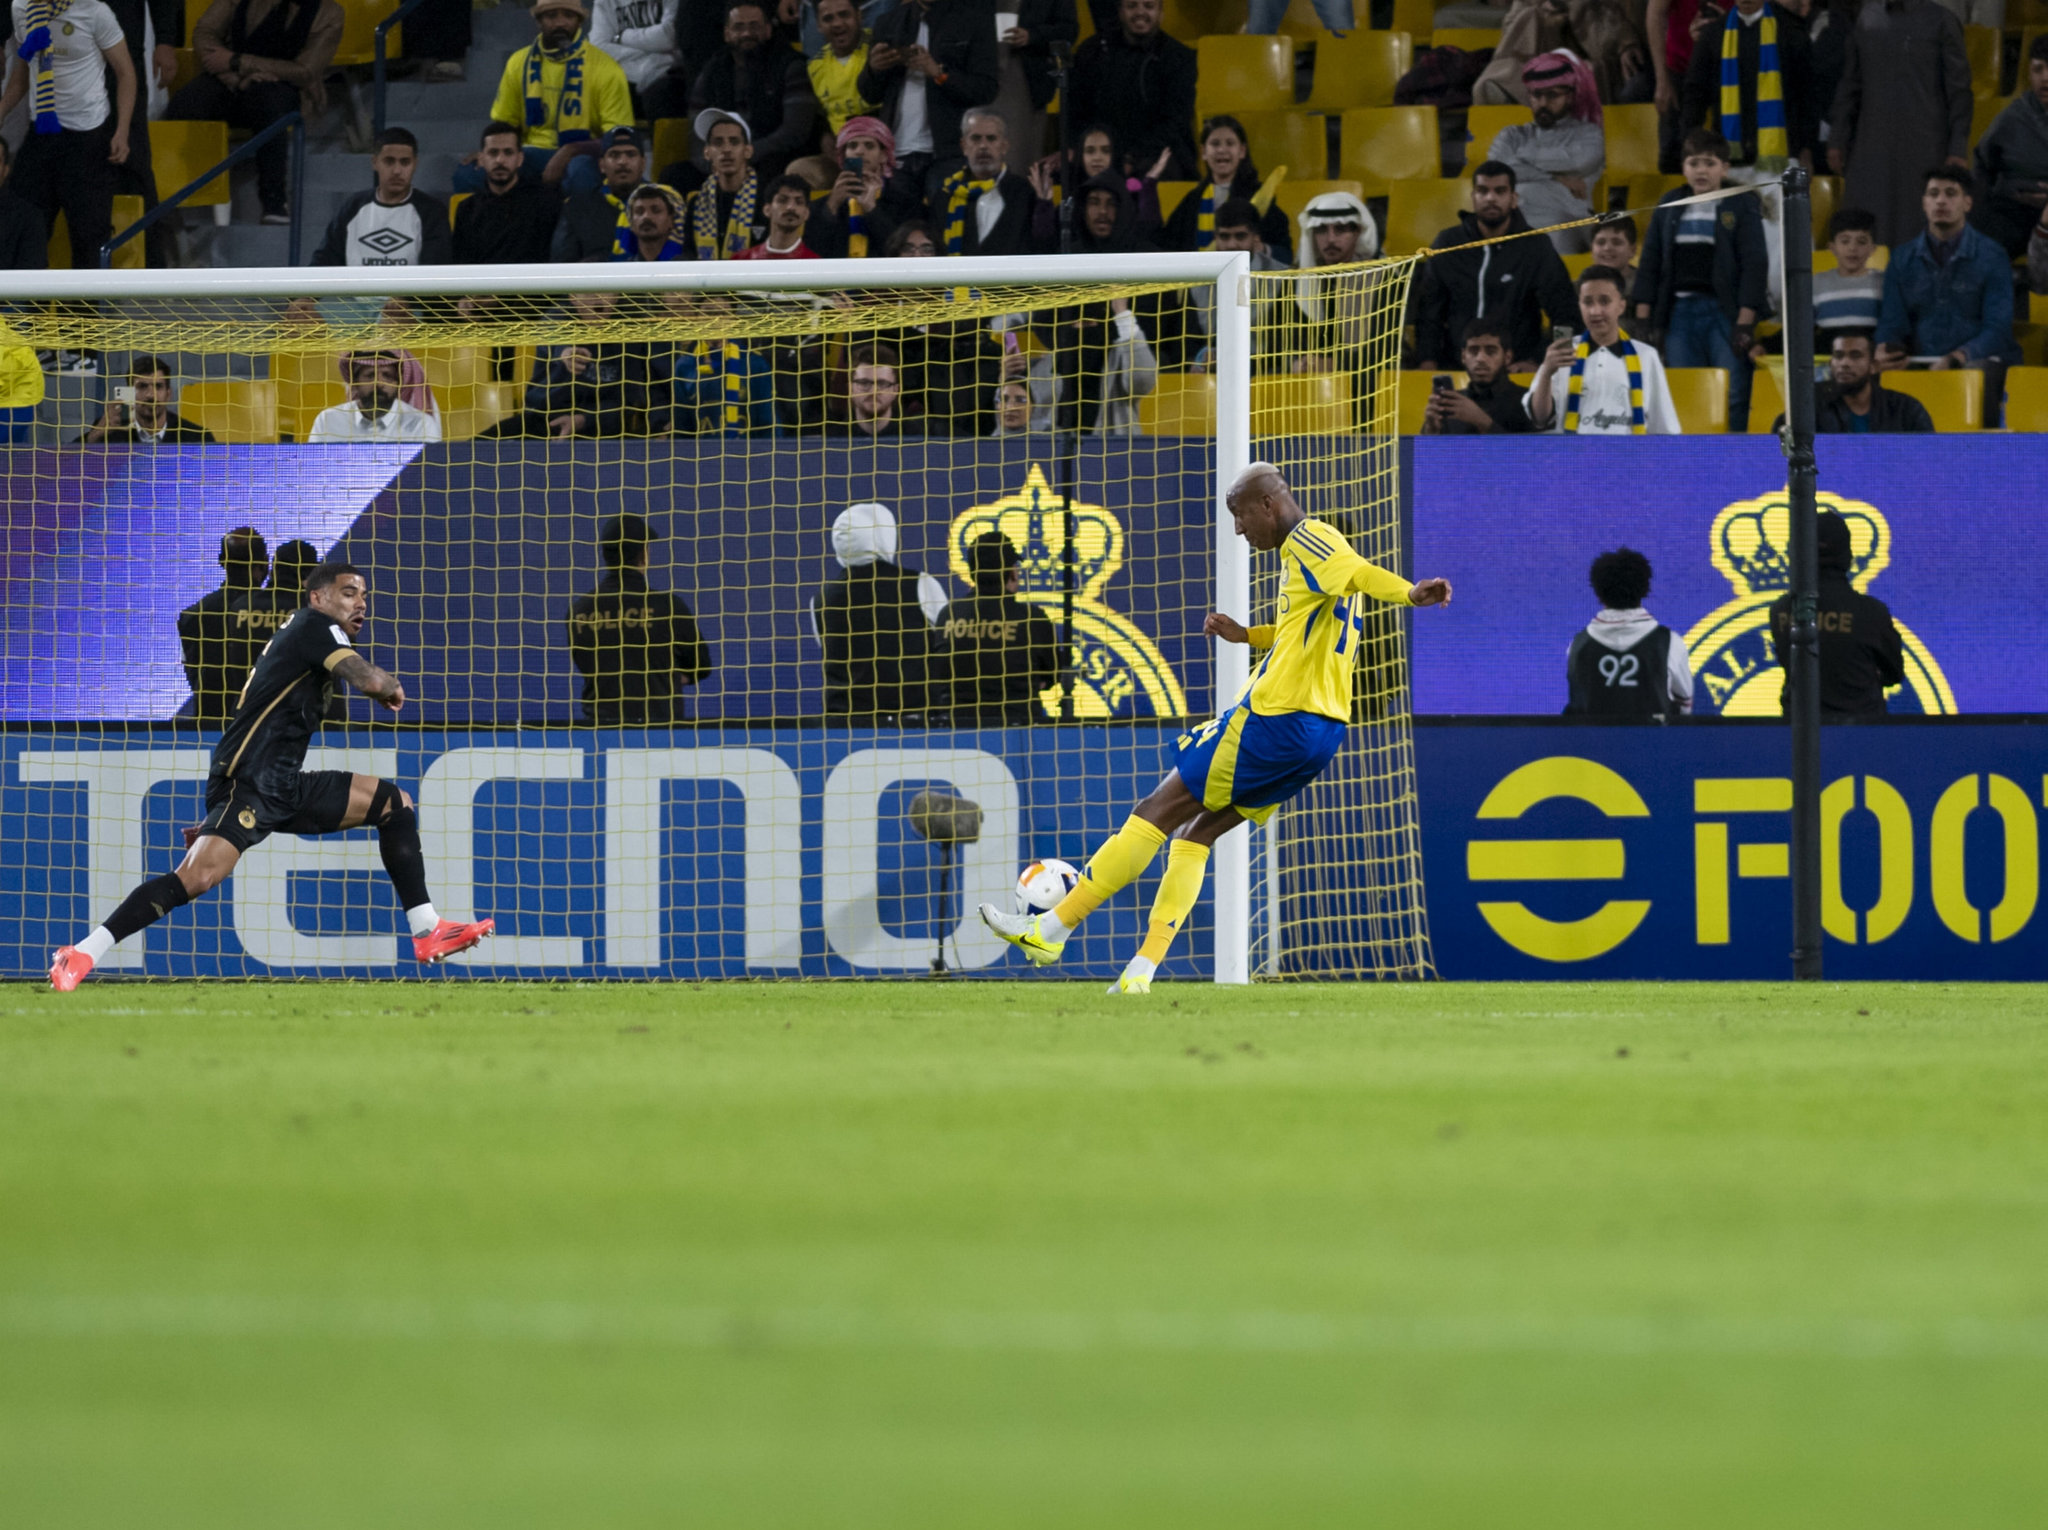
[486,0,635,195]
[980,462,1454,994]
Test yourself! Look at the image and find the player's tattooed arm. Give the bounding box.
[331,652,407,712]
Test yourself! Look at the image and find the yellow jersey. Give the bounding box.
[808,44,877,137]
[1241,519,1415,722]
[490,41,634,151]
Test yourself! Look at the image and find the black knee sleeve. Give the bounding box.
[104,871,193,943]
[366,778,403,825]
[376,800,431,912]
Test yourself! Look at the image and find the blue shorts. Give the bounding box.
[1172,700,1347,826]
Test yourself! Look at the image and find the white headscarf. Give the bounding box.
[1295,191,1380,269]
[832,501,898,569]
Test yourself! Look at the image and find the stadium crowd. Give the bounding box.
[4,0,2048,433]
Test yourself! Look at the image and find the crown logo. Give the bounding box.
[949,466,1188,719]
[1684,489,1953,716]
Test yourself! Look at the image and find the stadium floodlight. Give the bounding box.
[0,250,1430,986]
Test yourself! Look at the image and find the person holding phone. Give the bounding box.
[81,356,215,445]
[1421,320,1533,436]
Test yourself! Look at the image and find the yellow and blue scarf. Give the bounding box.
[525,27,589,141]
[691,171,759,261]
[1564,336,1645,434]
[1195,183,1218,249]
[18,0,69,135]
[614,184,686,261]
[847,197,868,258]
[941,168,997,255]
[692,340,748,431]
[1721,7,1787,169]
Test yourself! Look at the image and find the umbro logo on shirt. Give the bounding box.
[358,228,415,258]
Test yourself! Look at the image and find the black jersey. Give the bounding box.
[210,608,354,787]
[231,589,347,723]
[937,590,1061,725]
[1565,626,1678,717]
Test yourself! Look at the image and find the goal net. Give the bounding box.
[0,253,1430,983]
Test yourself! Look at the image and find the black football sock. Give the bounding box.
[377,806,433,914]
[103,873,192,943]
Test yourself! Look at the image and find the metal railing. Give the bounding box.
[373,0,437,137]
[100,112,307,268]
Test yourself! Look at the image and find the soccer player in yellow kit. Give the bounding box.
[980,462,1453,993]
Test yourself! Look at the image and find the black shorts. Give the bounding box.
[201,770,356,852]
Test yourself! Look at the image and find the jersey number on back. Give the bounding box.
[1599,653,1639,688]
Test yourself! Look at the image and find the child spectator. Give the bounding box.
[1633,130,1767,429]
[1528,265,1682,434]
[1160,114,1291,261]
[1814,207,1882,338]
[1589,217,1638,303]
[1422,318,1532,436]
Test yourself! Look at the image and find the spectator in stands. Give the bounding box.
[0,319,41,440]
[483,0,634,197]
[1027,175,1159,433]
[1161,115,1291,260]
[611,181,689,259]
[590,0,679,111]
[1645,0,1704,173]
[991,376,1043,434]
[940,531,1060,726]
[1476,1,1651,110]
[1876,167,2014,413]
[735,173,821,257]
[818,499,946,721]
[493,291,649,436]
[1814,206,1881,338]
[1190,196,1288,372]
[1590,217,1638,300]
[1422,319,1533,436]
[1287,191,1379,376]
[888,219,937,257]
[0,0,134,268]
[97,0,175,265]
[1634,129,1767,428]
[552,125,646,261]
[1971,34,2048,259]
[824,340,914,436]
[1528,265,1682,433]
[1411,162,1578,371]
[655,292,778,434]
[0,139,49,270]
[567,511,712,724]
[1028,120,1166,248]
[307,351,444,442]
[1245,0,1351,31]
[1002,0,1079,152]
[808,0,879,137]
[311,128,453,267]
[1488,51,1605,255]
[1681,0,1816,181]
[927,108,1039,256]
[1770,330,1935,433]
[82,355,216,443]
[683,0,820,180]
[178,526,268,723]
[454,121,564,266]
[1564,546,1693,718]
[682,109,768,257]
[163,0,339,226]
[858,0,1000,198]
[1770,510,1903,722]
[1066,0,1197,180]
[1827,0,1970,248]
[807,115,915,256]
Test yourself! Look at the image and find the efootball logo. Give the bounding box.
[1685,491,1955,716]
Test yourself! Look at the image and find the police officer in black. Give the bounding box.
[566,513,713,725]
[177,527,269,724]
[1771,510,1904,721]
[939,532,1061,726]
[1564,547,1695,718]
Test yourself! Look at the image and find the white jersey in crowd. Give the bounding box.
[1575,607,1693,712]
[1530,340,1682,435]
[894,18,933,154]
[589,0,679,90]
[307,398,443,443]
[9,0,123,131]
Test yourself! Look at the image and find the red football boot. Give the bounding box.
[50,946,94,991]
[413,918,494,964]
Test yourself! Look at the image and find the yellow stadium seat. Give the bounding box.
[1603,103,1660,185]
[652,117,691,176]
[1304,30,1411,113]
[1272,177,1365,224]
[1879,368,1983,430]
[1809,173,1840,246]
[1397,369,1470,433]
[1235,110,1328,181]
[1383,175,1470,255]
[272,352,347,442]
[1157,179,1198,220]
[47,195,144,269]
[1387,0,1435,39]
[1618,172,1685,240]
[1162,0,1237,38]
[1666,368,1730,433]
[1338,106,1440,194]
[419,347,495,397]
[1465,103,1531,159]
[1812,244,1889,272]
[1747,362,1786,434]
[332,0,401,68]
[1971,93,2013,153]
[1432,28,1501,52]
[1196,36,1295,122]
[1252,373,1353,435]
[178,380,280,444]
[449,191,471,223]
[1963,25,2001,98]
[2002,365,2048,430]
[150,120,229,211]
[442,382,523,441]
[1139,374,1217,436]
[1562,250,1595,278]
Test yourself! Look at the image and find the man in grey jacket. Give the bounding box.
[1972,33,2048,258]
[1487,50,1605,254]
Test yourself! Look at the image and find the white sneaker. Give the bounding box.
[978,903,1064,965]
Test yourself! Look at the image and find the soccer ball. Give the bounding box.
[1015,858,1080,913]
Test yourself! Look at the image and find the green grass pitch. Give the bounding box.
[3,980,2045,1528]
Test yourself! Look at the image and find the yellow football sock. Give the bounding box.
[1051,815,1167,930]
[1138,839,1210,965]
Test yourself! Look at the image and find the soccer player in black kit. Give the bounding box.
[50,564,494,990]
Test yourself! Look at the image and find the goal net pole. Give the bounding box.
[1210,252,1254,986]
